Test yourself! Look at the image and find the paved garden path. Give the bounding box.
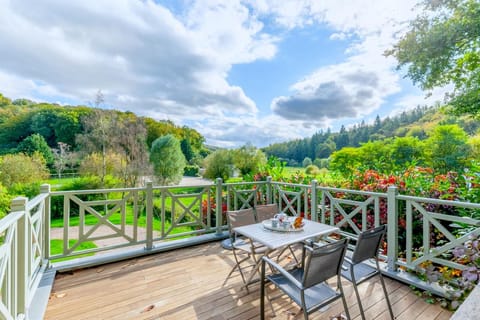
[50,225,160,255]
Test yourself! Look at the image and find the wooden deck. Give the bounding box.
[45,242,452,320]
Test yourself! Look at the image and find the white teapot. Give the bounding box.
[274,212,287,222]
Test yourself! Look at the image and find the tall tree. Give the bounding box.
[149,135,186,185]
[17,133,54,167]
[203,149,233,181]
[425,124,469,172]
[116,114,150,187]
[387,0,480,117]
[180,138,195,163]
[232,144,267,176]
[52,142,75,179]
[76,109,118,185]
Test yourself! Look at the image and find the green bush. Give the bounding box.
[0,183,12,219]
[305,164,320,176]
[184,165,199,177]
[302,157,312,167]
[50,175,122,219]
[0,153,49,188]
[203,149,233,181]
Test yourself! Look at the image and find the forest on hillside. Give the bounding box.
[262,106,480,166]
[0,92,209,196]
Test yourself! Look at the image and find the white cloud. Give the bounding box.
[0,0,274,120]
[390,85,452,116]
[262,0,422,129]
[0,0,429,147]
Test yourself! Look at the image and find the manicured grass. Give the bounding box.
[50,239,97,262]
[50,190,205,236]
[47,177,78,190]
[283,166,305,177]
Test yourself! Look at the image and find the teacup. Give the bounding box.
[281,220,291,229]
[271,218,279,228]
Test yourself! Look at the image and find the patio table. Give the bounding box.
[233,219,339,287]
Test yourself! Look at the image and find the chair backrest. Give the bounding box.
[351,225,386,264]
[254,204,278,222]
[226,208,256,232]
[302,239,348,288]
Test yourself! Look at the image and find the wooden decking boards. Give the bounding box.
[45,242,452,320]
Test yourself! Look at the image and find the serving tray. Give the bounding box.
[262,219,304,232]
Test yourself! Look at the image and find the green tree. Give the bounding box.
[52,142,75,179]
[76,109,118,185]
[389,136,425,168]
[116,114,151,187]
[357,140,390,172]
[329,147,362,176]
[302,157,312,168]
[203,149,233,181]
[468,134,480,159]
[78,152,123,178]
[17,133,54,167]
[425,124,469,172]
[149,135,186,185]
[387,0,480,117]
[233,144,266,176]
[180,138,195,163]
[0,93,11,106]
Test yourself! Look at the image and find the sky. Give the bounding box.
[0,0,449,148]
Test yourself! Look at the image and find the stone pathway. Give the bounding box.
[50,225,160,255]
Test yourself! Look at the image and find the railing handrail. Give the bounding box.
[3,177,480,318]
[398,194,480,209]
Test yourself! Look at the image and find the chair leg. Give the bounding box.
[377,261,395,319]
[260,260,265,320]
[338,277,351,320]
[231,250,252,293]
[350,268,366,320]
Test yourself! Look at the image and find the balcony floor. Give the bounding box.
[45,242,452,320]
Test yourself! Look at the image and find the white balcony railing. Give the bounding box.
[1,178,480,319]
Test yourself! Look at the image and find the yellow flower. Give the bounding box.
[451,269,462,277]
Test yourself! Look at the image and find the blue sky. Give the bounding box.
[0,0,448,147]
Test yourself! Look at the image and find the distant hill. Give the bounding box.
[0,93,207,156]
[262,106,480,166]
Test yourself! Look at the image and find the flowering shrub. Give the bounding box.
[201,196,227,227]
[419,236,480,310]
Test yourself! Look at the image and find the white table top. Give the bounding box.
[233,219,339,250]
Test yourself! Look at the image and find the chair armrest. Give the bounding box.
[262,256,303,289]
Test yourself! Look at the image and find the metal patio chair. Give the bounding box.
[260,239,351,320]
[341,225,394,320]
[254,203,278,222]
[223,208,268,293]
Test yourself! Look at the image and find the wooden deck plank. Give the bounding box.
[45,242,452,320]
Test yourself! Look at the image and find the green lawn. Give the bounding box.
[283,166,305,177]
[50,239,97,262]
[47,177,78,190]
[50,189,206,236]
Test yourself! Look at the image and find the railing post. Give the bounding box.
[145,181,153,250]
[310,180,318,222]
[11,196,28,318]
[215,178,223,235]
[41,184,51,263]
[266,176,272,205]
[387,186,399,272]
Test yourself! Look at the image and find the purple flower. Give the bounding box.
[453,246,465,258]
[463,267,478,282]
